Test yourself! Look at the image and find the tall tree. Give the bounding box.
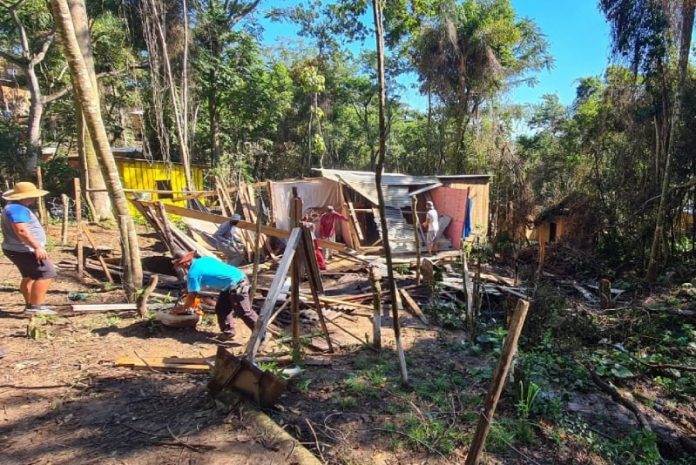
[68,0,113,221]
[600,0,695,280]
[195,0,260,167]
[0,0,55,171]
[49,0,143,297]
[372,0,408,385]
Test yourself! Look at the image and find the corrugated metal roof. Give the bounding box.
[317,168,438,187]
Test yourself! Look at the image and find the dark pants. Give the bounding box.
[215,283,257,336]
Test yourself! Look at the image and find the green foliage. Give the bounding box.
[0,119,28,179]
[424,301,465,329]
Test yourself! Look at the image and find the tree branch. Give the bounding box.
[42,65,147,105]
[30,30,56,66]
[0,49,27,66]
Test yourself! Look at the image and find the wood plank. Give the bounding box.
[399,288,429,324]
[153,202,349,252]
[245,228,303,363]
[299,226,333,352]
[72,303,137,312]
[347,201,364,241]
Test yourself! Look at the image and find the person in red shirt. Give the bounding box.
[318,205,347,259]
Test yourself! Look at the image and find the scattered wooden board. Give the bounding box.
[399,288,429,324]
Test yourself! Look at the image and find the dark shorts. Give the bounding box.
[3,249,57,280]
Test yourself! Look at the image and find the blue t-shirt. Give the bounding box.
[1,203,46,253]
[186,256,245,293]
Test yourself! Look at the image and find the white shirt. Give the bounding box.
[426,209,439,233]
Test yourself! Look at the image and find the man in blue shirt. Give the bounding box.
[1,182,57,314]
[173,250,257,339]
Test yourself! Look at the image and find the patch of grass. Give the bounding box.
[333,394,357,410]
[399,413,464,455]
[293,374,312,393]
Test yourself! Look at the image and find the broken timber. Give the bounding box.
[399,288,428,324]
[150,202,349,253]
[245,227,303,363]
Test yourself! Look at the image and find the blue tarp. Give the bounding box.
[463,198,473,239]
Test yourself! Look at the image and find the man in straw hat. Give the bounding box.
[172,250,257,341]
[2,182,57,314]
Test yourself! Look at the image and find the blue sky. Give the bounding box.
[257,1,612,111]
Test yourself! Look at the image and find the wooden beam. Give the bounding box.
[399,288,428,324]
[245,228,303,363]
[300,226,333,352]
[74,178,84,276]
[152,202,349,252]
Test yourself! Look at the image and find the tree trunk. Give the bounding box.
[25,64,43,172]
[50,0,143,297]
[147,0,194,191]
[372,0,408,386]
[68,0,113,221]
[646,0,694,281]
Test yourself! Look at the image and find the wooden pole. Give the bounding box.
[250,196,263,300]
[369,265,382,350]
[35,166,47,225]
[60,193,69,245]
[537,240,546,277]
[291,188,303,354]
[599,278,611,309]
[412,196,421,286]
[465,299,530,465]
[74,178,84,276]
[80,222,113,283]
[372,0,408,387]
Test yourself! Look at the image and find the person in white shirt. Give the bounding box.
[422,201,439,256]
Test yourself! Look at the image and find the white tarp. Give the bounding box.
[269,178,341,231]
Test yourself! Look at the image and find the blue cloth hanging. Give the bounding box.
[463,198,473,239]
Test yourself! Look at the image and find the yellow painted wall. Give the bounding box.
[115,158,204,215]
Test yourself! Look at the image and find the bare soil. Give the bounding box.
[2,223,694,465]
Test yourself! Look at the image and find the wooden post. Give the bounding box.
[74,178,84,276]
[60,193,69,245]
[599,278,611,309]
[250,196,263,301]
[465,299,530,465]
[537,241,546,276]
[35,166,48,225]
[412,196,421,286]
[369,265,382,350]
[299,227,333,352]
[290,188,303,354]
[462,247,474,335]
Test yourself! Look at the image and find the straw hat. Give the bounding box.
[2,182,49,201]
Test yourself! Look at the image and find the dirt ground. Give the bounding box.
[2,223,695,465]
[0,223,444,465]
